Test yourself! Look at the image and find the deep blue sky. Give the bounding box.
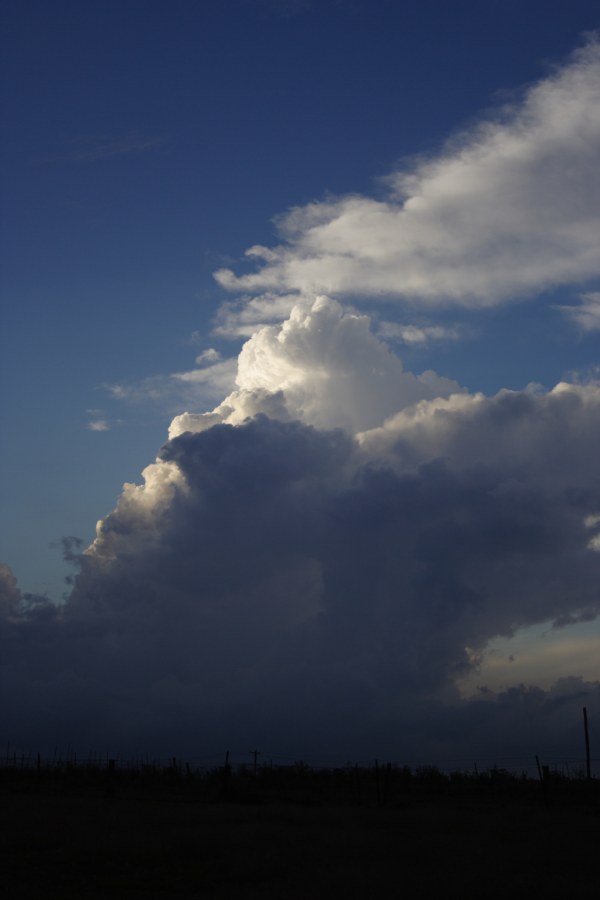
[2,0,599,598]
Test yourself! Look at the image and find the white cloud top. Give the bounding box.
[170,297,461,437]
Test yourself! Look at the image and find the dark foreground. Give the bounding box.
[1,766,599,898]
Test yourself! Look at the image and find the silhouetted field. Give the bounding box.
[1,761,599,898]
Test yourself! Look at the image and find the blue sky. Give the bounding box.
[1,1,600,762]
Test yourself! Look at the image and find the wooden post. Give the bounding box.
[220,750,231,800]
[583,706,591,779]
[383,762,392,806]
[354,764,361,804]
[105,758,116,798]
[535,755,549,809]
[374,759,381,806]
[535,754,543,781]
[250,749,260,776]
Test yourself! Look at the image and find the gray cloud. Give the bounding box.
[0,564,21,620]
[558,292,600,332]
[552,609,599,629]
[103,356,237,416]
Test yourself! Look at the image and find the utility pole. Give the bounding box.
[583,707,591,780]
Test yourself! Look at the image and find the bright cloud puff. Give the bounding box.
[170,297,461,437]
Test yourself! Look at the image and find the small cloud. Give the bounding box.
[557,292,600,332]
[42,132,169,163]
[202,250,237,271]
[170,357,236,389]
[552,609,598,628]
[377,321,463,345]
[583,512,600,552]
[103,358,236,411]
[58,536,85,565]
[87,419,110,432]
[195,348,222,366]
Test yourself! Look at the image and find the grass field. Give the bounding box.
[1,772,599,899]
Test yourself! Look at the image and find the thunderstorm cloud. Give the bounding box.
[2,40,600,762]
[2,296,600,758]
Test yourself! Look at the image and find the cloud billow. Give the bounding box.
[170,297,461,437]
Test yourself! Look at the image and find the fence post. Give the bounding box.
[220,750,231,800]
[105,758,116,798]
[535,755,549,810]
[249,749,260,776]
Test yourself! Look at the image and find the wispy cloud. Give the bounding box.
[104,357,237,411]
[195,348,222,365]
[213,293,304,338]
[558,292,600,332]
[85,409,114,432]
[377,321,464,345]
[44,132,169,163]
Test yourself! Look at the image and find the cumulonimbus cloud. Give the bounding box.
[215,39,600,317]
[3,39,600,761]
[2,296,599,758]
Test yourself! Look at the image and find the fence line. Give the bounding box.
[1,747,598,777]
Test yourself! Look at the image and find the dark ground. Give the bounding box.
[1,768,599,898]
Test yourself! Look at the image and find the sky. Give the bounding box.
[1,0,600,766]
